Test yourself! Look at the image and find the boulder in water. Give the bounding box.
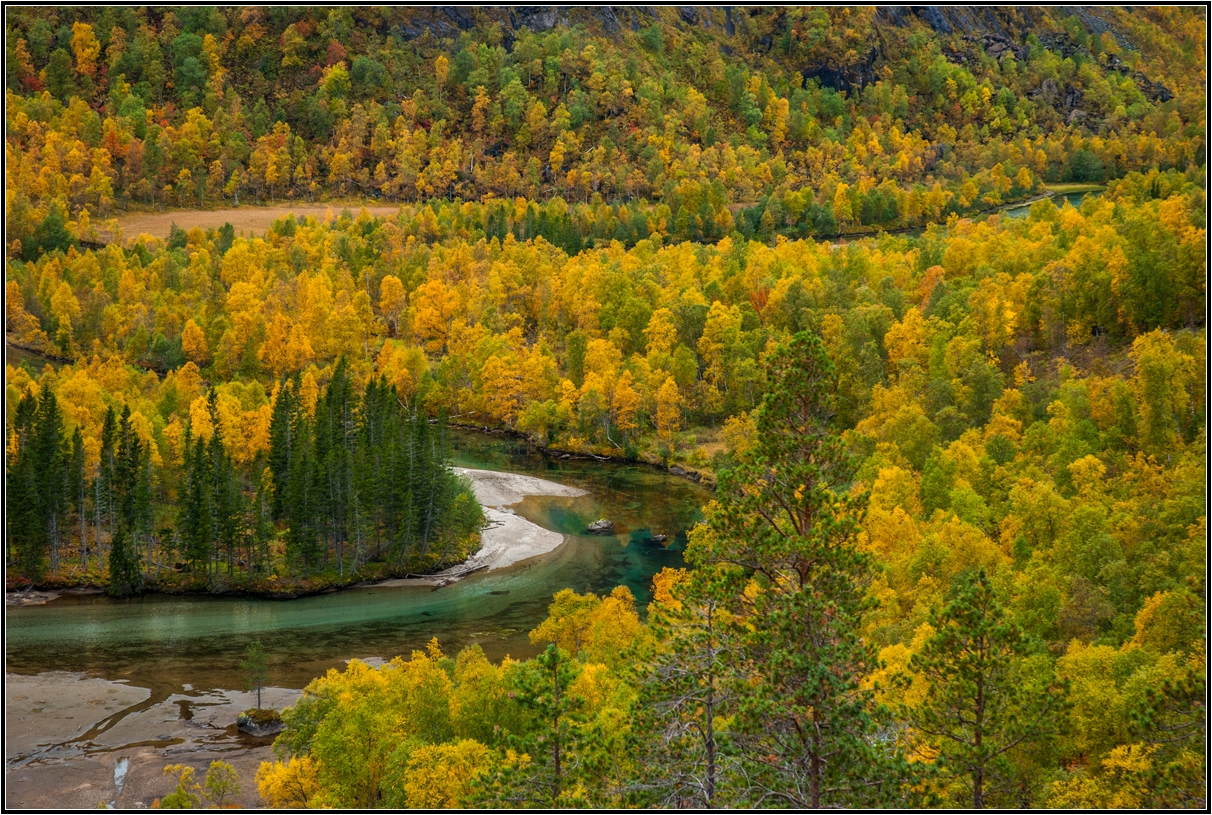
[237,708,284,737]
[587,519,615,535]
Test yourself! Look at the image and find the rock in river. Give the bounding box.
[237,709,285,737]
[587,519,615,535]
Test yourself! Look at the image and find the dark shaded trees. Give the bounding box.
[5,390,70,580]
[265,366,482,576]
[107,526,144,596]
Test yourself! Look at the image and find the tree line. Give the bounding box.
[5,360,482,593]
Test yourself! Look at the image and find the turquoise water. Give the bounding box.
[5,431,709,690]
[1001,191,1097,219]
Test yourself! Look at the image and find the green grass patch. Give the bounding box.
[1044,183,1107,193]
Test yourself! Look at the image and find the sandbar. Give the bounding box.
[375,467,587,587]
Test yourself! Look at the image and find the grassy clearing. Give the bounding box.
[104,202,403,242]
[1044,183,1107,193]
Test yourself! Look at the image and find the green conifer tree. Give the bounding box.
[687,331,910,807]
[268,378,297,521]
[107,525,145,596]
[476,644,586,807]
[68,427,89,569]
[6,394,43,580]
[901,569,1068,808]
[630,566,742,807]
[241,640,271,709]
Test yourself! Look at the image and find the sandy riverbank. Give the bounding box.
[375,467,588,587]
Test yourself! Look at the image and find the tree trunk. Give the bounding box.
[810,721,822,808]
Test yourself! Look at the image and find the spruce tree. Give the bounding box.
[69,427,89,569]
[107,525,145,596]
[97,405,117,542]
[115,406,141,529]
[286,403,319,571]
[268,379,296,521]
[32,389,68,573]
[180,423,213,574]
[316,357,354,575]
[206,392,241,579]
[249,464,275,576]
[6,394,43,580]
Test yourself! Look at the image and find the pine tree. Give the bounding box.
[476,644,587,807]
[630,566,742,807]
[241,640,271,709]
[687,331,909,807]
[901,569,1068,808]
[1129,646,1207,808]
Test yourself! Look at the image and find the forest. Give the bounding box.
[4,7,1206,243]
[4,5,1207,810]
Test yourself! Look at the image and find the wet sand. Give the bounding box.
[5,671,300,809]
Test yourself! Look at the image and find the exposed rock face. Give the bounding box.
[973,34,1029,62]
[1134,72,1175,103]
[587,519,615,535]
[363,6,1166,109]
[801,47,879,94]
[332,6,1169,151]
[1038,78,1061,105]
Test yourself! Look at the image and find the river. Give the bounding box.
[999,190,1096,219]
[5,429,707,687]
[5,430,709,806]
